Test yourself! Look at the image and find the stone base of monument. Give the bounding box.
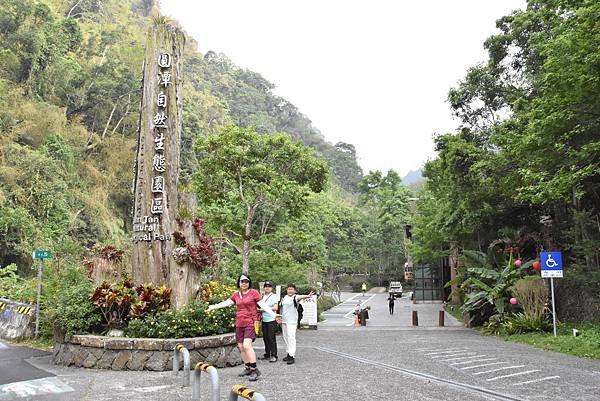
[52,333,241,371]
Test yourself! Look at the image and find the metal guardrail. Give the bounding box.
[173,344,190,387]
[229,384,267,401]
[192,362,220,401]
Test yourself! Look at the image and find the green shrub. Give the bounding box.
[555,270,600,322]
[317,295,338,321]
[126,281,237,338]
[482,312,551,335]
[0,263,37,303]
[42,265,101,338]
[449,250,529,326]
[126,300,236,338]
[47,280,101,336]
[511,276,547,324]
[504,312,552,334]
[482,314,507,335]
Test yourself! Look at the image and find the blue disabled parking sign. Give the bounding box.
[540,252,563,278]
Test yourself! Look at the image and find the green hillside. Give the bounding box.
[0,0,407,289]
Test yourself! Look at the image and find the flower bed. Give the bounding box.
[52,333,241,371]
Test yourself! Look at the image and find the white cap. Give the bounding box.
[239,274,250,281]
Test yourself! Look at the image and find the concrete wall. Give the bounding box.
[0,298,35,341]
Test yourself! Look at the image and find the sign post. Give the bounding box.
[32,250,52,337]
[299,295,318,329]
[540,251,562,337]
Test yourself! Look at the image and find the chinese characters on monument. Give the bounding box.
[133,52,174,242]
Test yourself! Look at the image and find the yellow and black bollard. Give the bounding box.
[229,384,267,401]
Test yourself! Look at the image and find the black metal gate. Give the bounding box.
[413,258,451,301]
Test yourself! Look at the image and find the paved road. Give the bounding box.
[321,291,463,328]
[0,342,52,386]
[2,295,600,400]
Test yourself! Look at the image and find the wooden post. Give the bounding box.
[412,311,419,326]
[132,21,186,304]
[438,310,445,327]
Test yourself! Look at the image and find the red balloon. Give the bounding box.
[510,298,518,305]
[533,261,541,271]
[514,259,522,268]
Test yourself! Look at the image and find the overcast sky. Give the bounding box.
[161,0,525,177]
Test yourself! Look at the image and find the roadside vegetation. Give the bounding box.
[411,0,600,356]
[0,0,408,342]
[501,322,600,360]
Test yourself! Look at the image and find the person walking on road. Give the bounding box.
[280,283,313,365]
[259,281,279,362]
[207,274,279,381]
[361,282,367,295]
[387,294,395,315]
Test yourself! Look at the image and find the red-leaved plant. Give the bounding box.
[90,280,136,330]
[130,284,172,319]
[172,218,217,271]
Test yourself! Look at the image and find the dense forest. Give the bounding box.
[0,0,409,292]
[411,0,600,323]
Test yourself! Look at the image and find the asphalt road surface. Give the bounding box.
[1,294,599,400]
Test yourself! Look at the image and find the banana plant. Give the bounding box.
[448,250,532,324]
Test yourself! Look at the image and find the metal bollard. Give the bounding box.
[412,310,419,326]
[192,362,220,401]
[173,344,190,387]
[229,384,267,401]
[438,310,445,327]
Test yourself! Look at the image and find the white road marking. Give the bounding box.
[315,346,523,401]
[424,349,468,355]
[0,378,73,398]
[473,365,526,375]
[342,294,361,304]
[461,362,507,370]
[441,354,486,362]
[513,376,560,386]
[487,370,541,381]
[133,385,172,393]
[431,352,476,359]
[0,342,8,349]
[450,358,497,366]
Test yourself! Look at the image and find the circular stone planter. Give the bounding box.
[52,333,241,371]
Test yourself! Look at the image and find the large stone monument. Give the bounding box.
[132,21,197,309]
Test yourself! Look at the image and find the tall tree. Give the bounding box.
[358,170,411,282]
[194,126,328,275]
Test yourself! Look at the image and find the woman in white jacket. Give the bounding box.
[279,283,313,365]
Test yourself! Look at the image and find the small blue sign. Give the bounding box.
[540,251,563,278]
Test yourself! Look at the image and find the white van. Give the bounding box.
[389,281,403,298]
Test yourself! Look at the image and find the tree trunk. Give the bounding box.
[169,192,201,309]
[132,24,185,298]
[449,242,461,305]
[241,204,256,276]
[89,256,123,286]
[101,103,117,140]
